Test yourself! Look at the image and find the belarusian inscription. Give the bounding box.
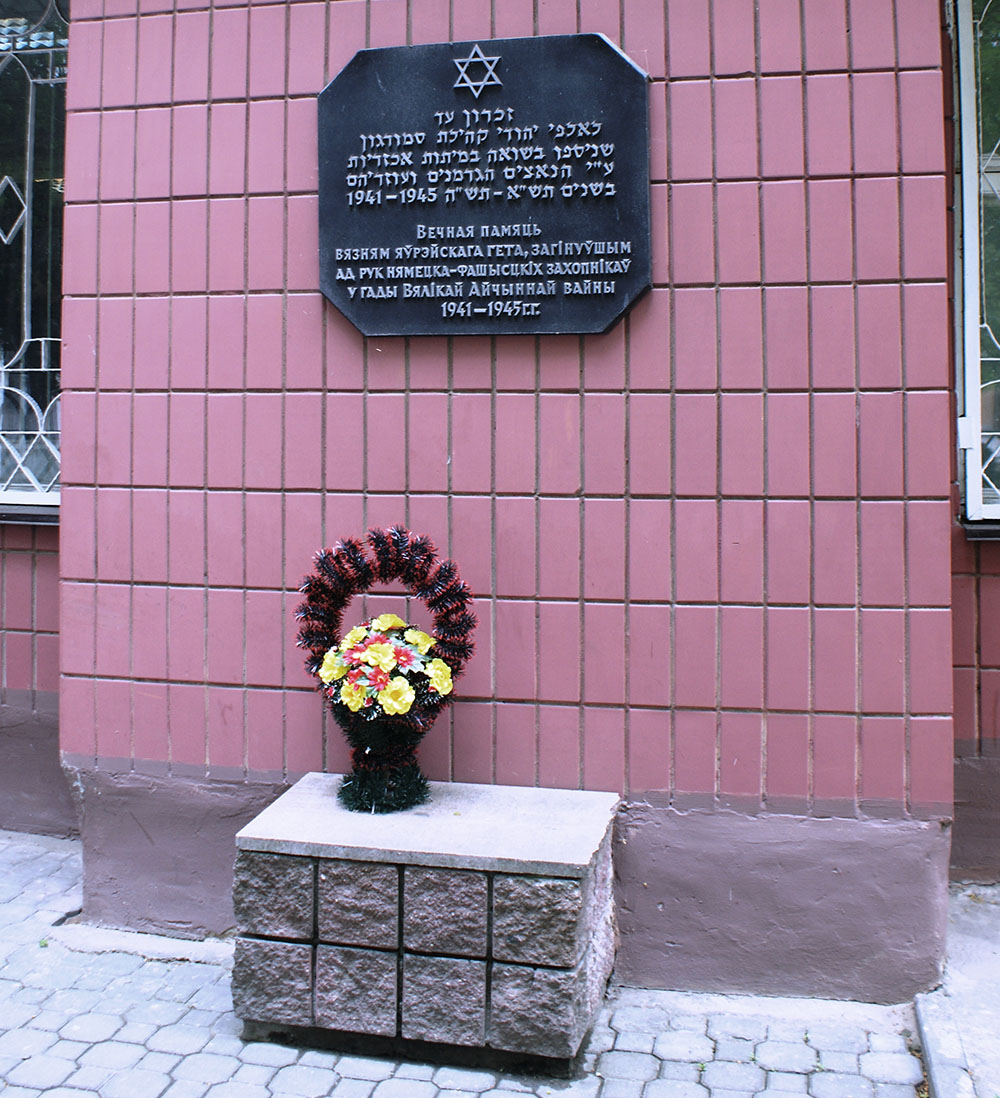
[318,34,650,336]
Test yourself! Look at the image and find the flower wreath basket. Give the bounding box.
[295,526,477,813]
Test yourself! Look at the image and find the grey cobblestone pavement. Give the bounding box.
[0,829,927,1098]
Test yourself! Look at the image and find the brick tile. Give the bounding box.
[211,7,249,99]
[668,82,712,181]
[765,714,809,802]
[496,497,536,597]
[904,281,948,388]
[899,71,946,174]
[803,0,848,71]
[719,287,763,390]
[847,0,895,67]
[902,176,948,282]
[674,499,717,602]
[759,0,801,71]
[853,73,898,175]
[715,79,758,179]
[806,75,851,176]
[583,706,626,793]
[855,178,901,282]
[667,0,710,77]
[860,717,906,805]
[718,181,761,283]
[670,187,715,286]
[896,0,943,68]
[808,181,854,283]
[814,610,858,712]
[629,500,671,601]
[674,609,717,709]
[860,502,905,607]
[248,100,285,195]
[767,608,810,711]
[720,608,764,709]
[762,181,806,284]
[583,603,626,704]
[764,287,808,390]
[627,707,670,791]
[538,705,581,789]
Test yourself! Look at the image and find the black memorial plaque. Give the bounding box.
[318,34,650,337]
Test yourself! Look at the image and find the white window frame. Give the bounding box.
[956,0,988,519]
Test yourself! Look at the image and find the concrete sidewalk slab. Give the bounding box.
[0,828,929,1098]
[916,882,1000,1098]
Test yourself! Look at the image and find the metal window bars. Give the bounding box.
[0,0,67,509]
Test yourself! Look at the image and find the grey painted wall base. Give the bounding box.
[58,768,951,1004]
[0,691,77,837]
[613,800,950,1004]
[952,757,1000,880]
[63,766,285,937]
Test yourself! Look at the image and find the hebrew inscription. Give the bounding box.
[318,35,651,337]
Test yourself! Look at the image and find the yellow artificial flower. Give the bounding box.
[360,642,397,672]
[424,658,453,696]
[318,649,348,684]
[340,680,368,712]
[404,628,436,655]
[378,676,415,715]
[372,613,407,632]
[340,626,367,651]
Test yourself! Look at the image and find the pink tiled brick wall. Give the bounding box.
[58,0,954,817]
[952,533,1000,758]
[1,528,60,697]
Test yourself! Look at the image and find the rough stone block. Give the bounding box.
[314,945,397,1036]
[496,834,614,966]
[490,889,615,1058]
[317,860,398,949]
[403,867,487,957]
[493,876,583,966]
[401,955,486,1045]
[493,834,612,966]
[233,852,315,939]
[232,939,312,1027]
[490,960,588,1058]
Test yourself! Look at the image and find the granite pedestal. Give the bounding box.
[232,773,618,1059]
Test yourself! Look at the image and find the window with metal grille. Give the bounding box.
[0,0,66,519]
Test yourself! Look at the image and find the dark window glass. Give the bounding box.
[0,0,66,501]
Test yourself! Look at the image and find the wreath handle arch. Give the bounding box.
[295,525,477,687]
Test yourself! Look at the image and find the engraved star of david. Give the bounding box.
[453,44,502,98]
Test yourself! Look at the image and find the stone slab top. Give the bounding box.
[236,772,619,877]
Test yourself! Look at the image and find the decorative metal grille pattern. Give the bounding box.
[0,0,66,504]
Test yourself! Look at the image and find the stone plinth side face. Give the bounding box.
[234,852,314,939]
[401,955,487,1044]
[403,867,488,956]
[315,946,398,1036]
[317,859,399,949]
[491,961,588,1058]
[232,939,312,1027]
[493,875,584,966]
[231,775,619,1057]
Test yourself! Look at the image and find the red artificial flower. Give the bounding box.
[367,667,390,691]
[394,646,415,669]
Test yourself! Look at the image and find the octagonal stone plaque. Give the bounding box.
[318,34,651,336]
